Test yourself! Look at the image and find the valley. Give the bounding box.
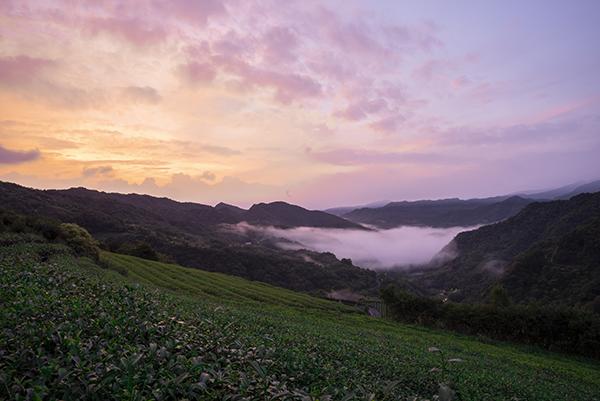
[1,180,600,400]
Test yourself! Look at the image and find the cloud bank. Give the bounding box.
[241,224,475,270]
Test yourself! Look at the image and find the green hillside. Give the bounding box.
[2,241,599,400]
[100,252,353,312]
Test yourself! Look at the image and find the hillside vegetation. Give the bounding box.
[416,192,600,308]
[100,252,353,312]
[2,238,600,400]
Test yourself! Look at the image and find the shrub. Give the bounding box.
[116,240,160,261]
[59,223,100,260]
[382,286,600,358]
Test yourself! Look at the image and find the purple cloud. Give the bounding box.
[0,145,40,164]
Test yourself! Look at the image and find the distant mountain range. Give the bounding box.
[329,179,600,228]
[412,191,600,308]
[341,196,531,229]
[0,182,363,231]
[0,181,376,295]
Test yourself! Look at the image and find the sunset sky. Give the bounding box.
[1,0,599,208]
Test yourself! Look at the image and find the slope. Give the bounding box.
[1,241,599,400]
[416,192,600,306]
[100,251,353,312]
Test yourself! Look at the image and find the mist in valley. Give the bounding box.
[235,224,477,270]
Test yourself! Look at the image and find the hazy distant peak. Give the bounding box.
[214,202,246,212]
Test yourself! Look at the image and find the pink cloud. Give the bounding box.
[369,114,405,134]
[212,54,321,103]
[211,31,256,59]
[308,123,335,137]
[378,84,406,103]
[335,98,388,121]
[261,26,298,64]
[527,97,598,124]
[0,55,55,86]
[178,61,217,84]
[261,70,322,104]
[326,21,385,57]
[0,55,103,109]
[158,0,227,25]
[85,17,167,46]
[121,86,162,104]
[451,76,471,89]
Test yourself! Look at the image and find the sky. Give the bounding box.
[0,0,599,209]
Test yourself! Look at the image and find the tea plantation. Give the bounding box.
[1,242,599,400]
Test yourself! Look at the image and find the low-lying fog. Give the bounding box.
[236,224,477,270]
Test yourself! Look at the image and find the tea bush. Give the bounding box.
[1,242,599,400]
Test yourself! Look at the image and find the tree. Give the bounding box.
[489,284,511,308]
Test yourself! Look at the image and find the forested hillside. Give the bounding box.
[415,192,600,308]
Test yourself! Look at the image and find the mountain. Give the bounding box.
[325,200,391,216]
[342,196,531,228]
[0,181,364,231]
[413,192,600,308]
[334,179,600,229]
[0,181,376,295]
[214,202,246,217]
[245,201,366,229]
[518,182,584,200]
[558,179,600,199]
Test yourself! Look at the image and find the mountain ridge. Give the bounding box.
[0,181,364,230]
[412,191,600,308]
[336,179,600,228]
[0,180,377,295]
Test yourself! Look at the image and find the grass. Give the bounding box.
[1,242,599,400]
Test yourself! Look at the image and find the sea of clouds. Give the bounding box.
[235,224,477,270]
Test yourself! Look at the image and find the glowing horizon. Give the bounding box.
[1,0,599,208]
